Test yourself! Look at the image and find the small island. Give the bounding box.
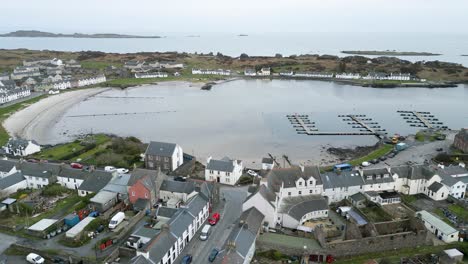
[0,30,160,39]
[341,50,441,56]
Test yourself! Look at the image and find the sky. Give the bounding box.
[1,0,467,34]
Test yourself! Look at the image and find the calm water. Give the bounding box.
[48,80,468,165]
[1,32,468,65]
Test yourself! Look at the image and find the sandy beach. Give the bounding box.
[3,88,109,144]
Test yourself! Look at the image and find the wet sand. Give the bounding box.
[3,88,109,144]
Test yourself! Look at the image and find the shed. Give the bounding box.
[90,190,118,212]
[28,219,58,232]
[443,248,463,262]
[66,216,95,239]
[416,210,459,243]
[1,198,17,212]
[346,209,368,226]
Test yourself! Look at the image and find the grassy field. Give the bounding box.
[33,134,110,161]
[349,144,394,166]
[0,94,48,145]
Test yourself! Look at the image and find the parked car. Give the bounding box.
[174,176,187,182]
[370,159,379,164]
[27,159,39,163]
[109,212,125,229]
[361,161,370,167]
[70,163,83,169]
[247,170,258,177]
[379,156,387,161]
[208,212,220,225]
[104,166,116,172]
[388,152,396,158]
[181,255,193,264]
[208,248,219,262]
[52,257,65,264]
[436,148,443,152]
[26,253,44,264]
[199,224,211,241]
[116,168,129,174]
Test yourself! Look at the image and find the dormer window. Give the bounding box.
[383,174,389,178]
[299,182,302,186]
[309,180,313,185]
[366,175,372,180]
[376,175,381,179]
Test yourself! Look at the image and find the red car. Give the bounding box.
[208,212,220,225]
[70,163,83,169]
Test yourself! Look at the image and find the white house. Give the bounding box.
[335,73,361,79]
[0,160,18,178]
[205,156,243,185]
[244,68,256,76]
[3,138,41,157]
[267,166,323,200]
[0,172,27,198]
[261,157,275,170]
[135,72,168,78]
[50,58,63,66]
[243,184,277,228]
[191,69,231,76]
[124,60,145,70]
[258,67,271,76]
[134,194,209,264]
[159,180,197,205]
[16,162,60,189]
[416,210,459,243]
[294,72,334,78]
[277,196,328,230]
[388,73,411,81]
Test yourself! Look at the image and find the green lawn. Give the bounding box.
[33,134,110,161]
[81,61,122,70]
[349,144,394,166]
[448,204,468,222]
[0,95,48,145]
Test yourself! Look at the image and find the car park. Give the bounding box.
[208,248,219,262]
[26,253,44,264]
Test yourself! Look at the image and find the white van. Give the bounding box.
[105,166,116,172]
[26,253,44,264]
[199,224,211,241]
[109,212,125,229]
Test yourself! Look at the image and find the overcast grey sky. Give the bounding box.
[1,0,467,34]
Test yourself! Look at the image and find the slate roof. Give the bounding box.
[428,182,444,192]
[239,207,264,234]
[156,207,179,218]
[279,195,328,221]
[145,141,176,157]
[410,165,435,180]
[320,170,365,189]
[17,162,59,179]
[57,167,89,179]
[267,166,322,193]
[78,171,112,193]
[244,184,277,208]
[144,229,177,263]
[350,192,367,202]
[437,166,468,177]
[185,194,208,217]
[167,209,195,238]
[103,174,131,194]
[0,160,17,173]
[130,255,152,264]
[390,166,412,178]
[159,180,195,194]
[206,157,235,172]
[128,169,160,186]
[0,172,25,189]
[133,226,160,239]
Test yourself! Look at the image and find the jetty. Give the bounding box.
[397,110,448,129]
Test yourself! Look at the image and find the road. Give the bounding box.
[176,186,249,264]
[0,233,18,255]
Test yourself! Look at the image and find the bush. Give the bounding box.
[42,184,68,196]
[238,175,253,185]
[85,218,106,231]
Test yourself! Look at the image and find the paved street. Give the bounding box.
[176,186,249,264]
[0,233,17,255]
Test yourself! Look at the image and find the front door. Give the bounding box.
[217,177,220,183]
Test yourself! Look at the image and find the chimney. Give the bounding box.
[207,156,212,164]
[299,164,305,172]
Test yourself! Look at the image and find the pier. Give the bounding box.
[67,110,176,118]
[287,113,385,138]
[397,110,448,130]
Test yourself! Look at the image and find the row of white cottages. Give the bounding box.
[36,75,107,90]
[0,89,31,104]
[191,68,231,76]
[242,164,467,230]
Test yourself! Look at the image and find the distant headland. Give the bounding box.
[0,30,161,39]
[341,50,441,56]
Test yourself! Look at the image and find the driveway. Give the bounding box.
[176,186,249,264]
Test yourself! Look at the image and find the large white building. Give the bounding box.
[3,138,41,157]
[191,68,231,76]
[205,157,243,185]
[416,210,459,243]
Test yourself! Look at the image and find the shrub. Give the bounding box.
[238,175,253,185]
[42,184,68,196]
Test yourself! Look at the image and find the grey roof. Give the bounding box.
[128,168,160,186]
[206,157,235,172]
[90,190,117,204]
[57,167,89,179]
[159,180,195,194]
[437,166,468,177]
[244,184,276,208]
[185,194,208,217]
[145,141,176,157]
[428,182,444,192]
[133,226,160,239]
[144,229,177,263]
[279,195,328,221]
[156,207,179,218]
[267,166,322,193]
[5,138,39,150]
[410,165,435,180]
[347,209,368,226]
[130,255,152,264]
[167,209,195,238]
[239,207,265,234]
[17,162,60,179]
[134,198,149,210]
[320,170,365,189]
[0,172,25,189]
[362,168,394,184]
[390,166,412,178]
[78,171,112,193]
[0,160,17,173]
[262,158,274,164]
[103,174,131,194]
[350,192,367,202]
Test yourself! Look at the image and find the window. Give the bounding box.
[132,191,135,196]
[210,170,214,174]
[227,172,230,176]
[441,193,444,198]
[226,178,230,183]
[148,155,153,160]
[145,192,148,198]
[155,156,160,161]
[310,190,313,194]
[288,192,291,196]
[217,171,220,175]
[309,181,313,185]
[74,179,76,183]
[298,191,302,195]
[164,157,169,162]
[299,182,302,186]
